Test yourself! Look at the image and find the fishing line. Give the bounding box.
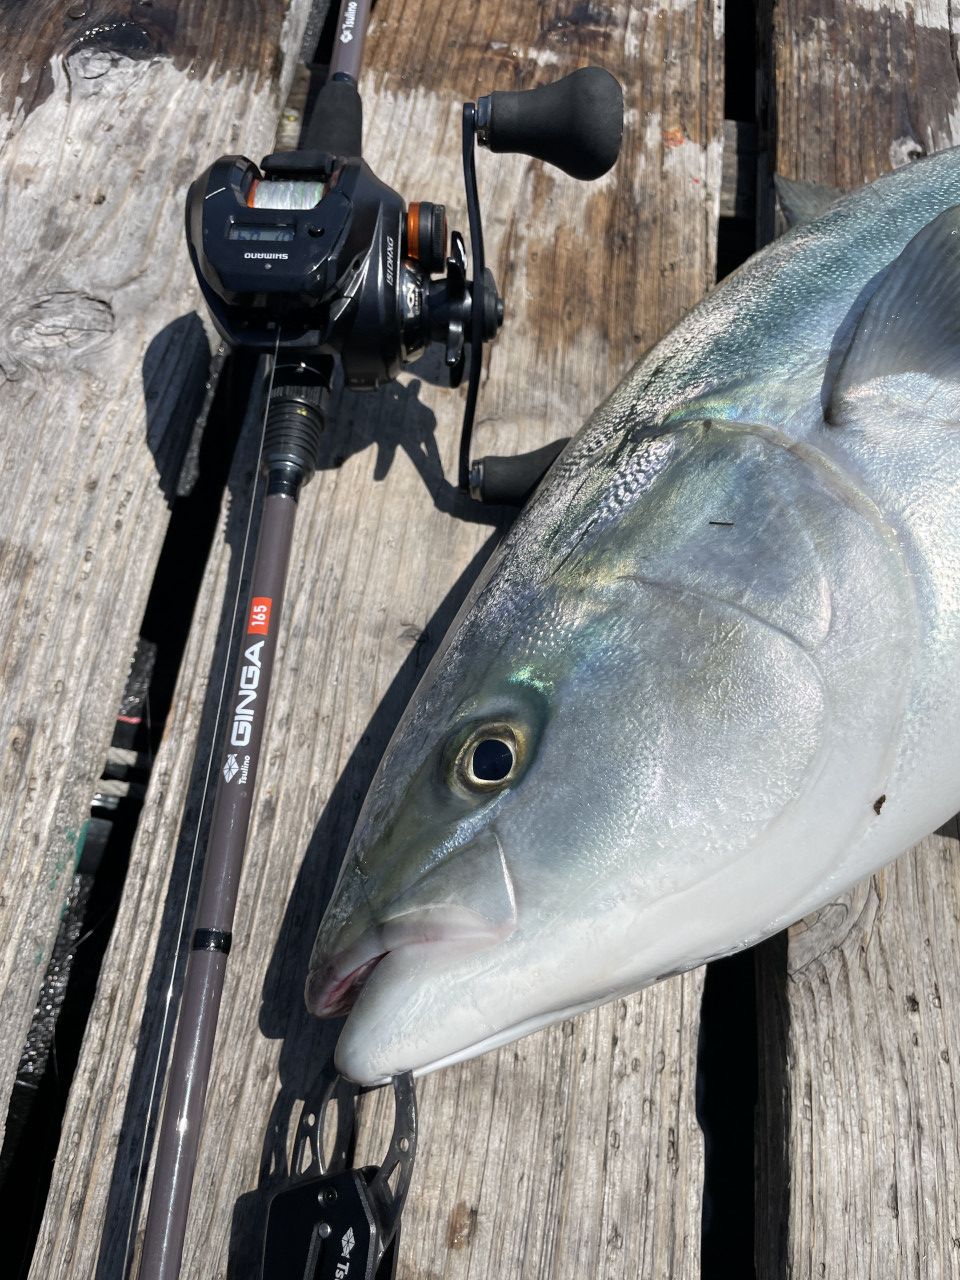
[120,332,281,1280]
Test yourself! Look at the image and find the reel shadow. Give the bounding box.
[141,313,213,504]
[313,371,501,525]
[226,520,512,1275]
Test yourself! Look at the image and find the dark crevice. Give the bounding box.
[697,951,759,1278]
[697,0,785,1275]
[716,215,757,281]
[0,350,258,1280]
[716,0,760,280]
[754,933,792,1280]
[716,0,762,281]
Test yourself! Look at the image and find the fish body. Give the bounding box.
[308,149,960,1084]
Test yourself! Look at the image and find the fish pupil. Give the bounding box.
[471,738,514,782]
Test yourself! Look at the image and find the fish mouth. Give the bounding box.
[308,830,518,1020]
[306,905,515,1020]
[307,950,387,1017]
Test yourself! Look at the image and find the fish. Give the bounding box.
[306,147,960,1085]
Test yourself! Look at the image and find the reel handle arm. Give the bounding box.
[455,69,621,491]
[476,66,623,180]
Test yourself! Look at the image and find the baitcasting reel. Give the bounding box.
[186,66,623,499]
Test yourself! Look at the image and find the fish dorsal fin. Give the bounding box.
[775,174,844,227]
[827,204,960,425]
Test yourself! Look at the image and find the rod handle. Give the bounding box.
[302,75,363,157]
[476,67,623,180]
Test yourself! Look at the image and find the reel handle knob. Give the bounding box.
[469,437,569,505]
[475,66,623,180]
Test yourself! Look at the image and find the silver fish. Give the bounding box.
[307,149,960,1084]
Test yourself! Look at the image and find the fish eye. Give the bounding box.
[472,738,514,781]
[452,724,523,794]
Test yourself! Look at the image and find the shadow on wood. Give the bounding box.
[142,315,211,505]
[317,377,511,523]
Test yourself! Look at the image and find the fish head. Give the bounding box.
[305,443,835,1085]
[305,568,580,1081]
[305,507,677,1071]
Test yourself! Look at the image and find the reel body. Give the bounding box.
[186,152,487,389]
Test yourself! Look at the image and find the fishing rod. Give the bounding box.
[131,2,623,1275]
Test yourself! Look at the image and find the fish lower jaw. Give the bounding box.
[306,908,514,1021]
[334,991,613,1086]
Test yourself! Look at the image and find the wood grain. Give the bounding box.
[770,0,960,189]
[757,831,960,1279]
[29,0,723,1275]
[756,5,960,1275]
[0,0,315,1147]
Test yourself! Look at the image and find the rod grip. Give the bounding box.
[477,67,623,180]
[302,77,363,156]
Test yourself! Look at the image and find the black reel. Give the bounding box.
[186,154,497,389]
[186,66,623,502]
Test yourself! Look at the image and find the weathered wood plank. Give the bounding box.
[757,831,960,1279]
[31,1,723,1275]
[756,6,960,1275]
[0,0,315,1144]
[769,0,960,189]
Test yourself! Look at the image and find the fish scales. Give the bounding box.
[308,148,960,1084]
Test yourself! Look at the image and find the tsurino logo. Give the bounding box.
[339,0,358,42]
[334,1226,356,1278]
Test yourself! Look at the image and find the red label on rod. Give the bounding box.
[247,597,272,635]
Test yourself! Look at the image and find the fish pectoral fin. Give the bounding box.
[827,205,960,425]
[380,830,518,941]
[774,174,844,228]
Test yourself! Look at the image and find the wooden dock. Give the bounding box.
[0,0,957,1276]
